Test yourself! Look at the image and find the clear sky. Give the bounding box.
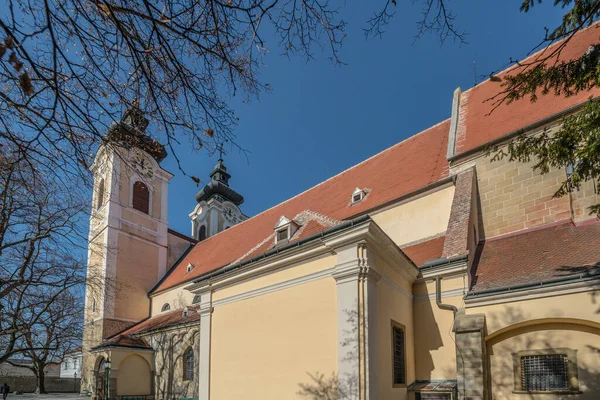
[161,2,565,236]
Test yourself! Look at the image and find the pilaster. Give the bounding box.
[332,244,380,400]
[194,283,213,400]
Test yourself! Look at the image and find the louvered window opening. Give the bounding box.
[132,181,150,214]
[392,325,406,385]
[183,348,194,381]
[97,179,105,210]
[521,354,569,391]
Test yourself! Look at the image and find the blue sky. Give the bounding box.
[162,2,565,235]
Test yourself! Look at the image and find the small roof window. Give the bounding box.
[186,263,196,273]
[274,216,299,244]
[161,303,171,312]
[351,188,366,205]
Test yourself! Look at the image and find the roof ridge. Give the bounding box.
[462,21,600,94]
[213,119,451,235]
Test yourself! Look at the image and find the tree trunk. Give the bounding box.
[36,366,47,394]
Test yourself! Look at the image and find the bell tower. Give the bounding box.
[189,153,246,240]
[81,108,173,392]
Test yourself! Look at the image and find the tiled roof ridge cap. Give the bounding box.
[294,209,342,226]
[201,119,450,239]
[461,21,600,96]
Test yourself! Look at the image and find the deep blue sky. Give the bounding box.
[162,2,564,236]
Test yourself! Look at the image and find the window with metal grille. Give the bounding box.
[132,181,150,214]
[183,347,194,381]
[276,228,288,242]
[521,354,569,391]
[392,323,406,385]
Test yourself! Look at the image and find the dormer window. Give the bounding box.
[351,188,366,205]
[276,229,289,242]
[274,216,299,244]
[182,307,190,317]
[186,263,196,273]
[161,303,171,312]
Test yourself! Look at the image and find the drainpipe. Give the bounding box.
[436,276,457,317]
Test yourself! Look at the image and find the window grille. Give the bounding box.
[132,181,150,214]
[183,347,194,381]
[521,354,569,391]
[392,325,406,385]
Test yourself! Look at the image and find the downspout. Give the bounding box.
[436,276,457,316]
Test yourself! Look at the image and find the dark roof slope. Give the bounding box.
[470,220,600,292]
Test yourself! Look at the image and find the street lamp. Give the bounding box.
[104,359,111,400]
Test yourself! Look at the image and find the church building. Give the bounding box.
[81,24,600,400]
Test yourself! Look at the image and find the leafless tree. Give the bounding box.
[0,144,89,367]
[7,290,83,393]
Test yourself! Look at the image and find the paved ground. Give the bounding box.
[8,394,88,400]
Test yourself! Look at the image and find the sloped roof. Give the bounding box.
[455,22,600,156]
[153,119,450,293]
[120,307,201,336]
[470,220,600,293]
[92,335,151,351]
[401,236,446,266]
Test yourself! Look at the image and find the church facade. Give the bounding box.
[82,25,600,400]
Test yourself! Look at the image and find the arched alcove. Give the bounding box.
[117,354,152,396]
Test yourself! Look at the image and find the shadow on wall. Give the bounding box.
[297,309,359,400]
[486,306,600,400]
[150,329,199,400]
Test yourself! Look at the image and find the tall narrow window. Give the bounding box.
[96,179,105,210]
[392,322,406,386]
[132,181,150,214]
[183,347,194,381]
[198,225,206,241]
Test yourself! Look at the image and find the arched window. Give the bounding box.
[132,181,150,214]
[161,303,171,312]
[192,294,201,304]
[183,347,194,381]
[198,225,206,241]
[96,179,105,210]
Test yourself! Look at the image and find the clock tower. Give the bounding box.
[189,156,246,240]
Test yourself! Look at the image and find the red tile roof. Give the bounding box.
[120,307,201,336]
[401,236,445,266]
[154,120,450,293]
[470,220,600,292]
[93,335,151,350]
[455,23,600,155]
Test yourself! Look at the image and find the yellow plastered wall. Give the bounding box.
[488,326,600,399]
[371,186,455,247]
[412,274,467,380]
[210,278,338,400]
[114,233,159,321]
[467,291,600,399]
[150,286,195,315]
[466,291,600,335]
[116,354,152,396]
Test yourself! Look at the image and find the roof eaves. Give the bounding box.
[466,268,600,299]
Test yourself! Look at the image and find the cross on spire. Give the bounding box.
[216,140,228,161]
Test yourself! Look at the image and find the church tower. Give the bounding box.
[81,108,173,391]
[189,155,246,240]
